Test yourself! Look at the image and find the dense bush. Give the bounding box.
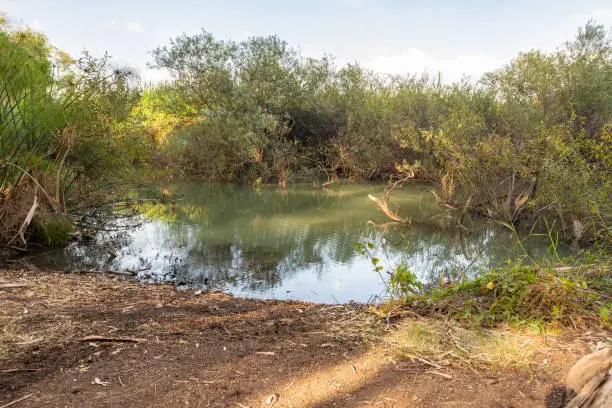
[0,18,146,246]
[358,240,611,329]
[141,23,610,244]
[1,16,610,247]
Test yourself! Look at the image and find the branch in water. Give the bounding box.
[368,194,411,224]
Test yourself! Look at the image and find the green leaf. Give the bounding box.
[600,307,609,322]
[527,272,536,283]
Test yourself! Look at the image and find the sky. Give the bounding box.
[1,0,611,83]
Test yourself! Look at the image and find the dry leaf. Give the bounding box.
[92,377,110,386]
[266,393,280,405]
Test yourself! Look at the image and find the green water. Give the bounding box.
[40,182,571,303]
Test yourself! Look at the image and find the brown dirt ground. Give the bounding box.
[1,269,610,408]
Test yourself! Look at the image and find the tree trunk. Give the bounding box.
[279,168,287,189]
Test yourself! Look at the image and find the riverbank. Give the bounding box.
[1,269,610,407]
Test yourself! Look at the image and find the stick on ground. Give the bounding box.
[77,335,147,343]
[0,283,32,290]
[0,394,33,408]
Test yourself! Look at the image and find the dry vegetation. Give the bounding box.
[2,269,610,407]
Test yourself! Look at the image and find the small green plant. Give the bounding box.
[389,262,422,298]
[355,241,422,299]
[356,240,610,329]
[428,263,611,328]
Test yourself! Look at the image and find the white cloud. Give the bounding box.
[362,48,506,83]
[127,21,144,33]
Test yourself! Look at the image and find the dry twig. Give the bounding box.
[0,368,40,373]
[77,335,147,343]
[0,283,32,289]
[0,394,33,408]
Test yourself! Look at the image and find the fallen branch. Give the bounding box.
[77,336,147,343]
[0,394,32,408]
[0,368,40,373]
[1,163,57,212]
[415,356,443,369]
[0,283,32,290]
[368,194,411,224]
[6,246,29,253]
[100,269,136,276]
[81,269,137,277]
[7,195,38,247]
[427,370,453,379]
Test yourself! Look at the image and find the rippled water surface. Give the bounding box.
[31,182,570,303]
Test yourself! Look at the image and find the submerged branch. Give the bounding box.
[368,194,411,224]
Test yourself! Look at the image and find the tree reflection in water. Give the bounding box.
[51,182,570,303]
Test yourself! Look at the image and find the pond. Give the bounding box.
[30,182,571,303]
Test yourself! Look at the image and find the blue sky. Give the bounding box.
[1,0,611,82]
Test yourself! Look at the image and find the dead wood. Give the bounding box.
[565,369,611,408]
[0,394,33,408]
[563,347,611,408]
[368,194,411,224]
[77,335,147,343]
[80,269,136,276]
[7,195,38,247]
[99,269,136,276]
[6,246,29,253]
[0,283,32,290]
[0,368,40,373]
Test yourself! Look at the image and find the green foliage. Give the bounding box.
[389,23,611,243]
[150,32,312,182]
[0,22,62,185]
[357,239,610,329]
[0,20,148,246]
[529,124,611,243]
[145,22,611,246]
[165,110,275,180]
[2,17,610,249]
[355,241,422,298]
[429,264,611,329]
[389,262,422,299]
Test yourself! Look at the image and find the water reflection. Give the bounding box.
[37,182,570,303]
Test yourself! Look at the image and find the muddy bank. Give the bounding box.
[1,269,608,407]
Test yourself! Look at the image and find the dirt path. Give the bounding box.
[1,270,609,407]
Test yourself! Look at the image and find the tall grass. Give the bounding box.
[0,20,141,246]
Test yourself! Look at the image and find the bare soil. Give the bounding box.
[1,269,609,408]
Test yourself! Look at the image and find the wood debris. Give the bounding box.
[77,335,147,343]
